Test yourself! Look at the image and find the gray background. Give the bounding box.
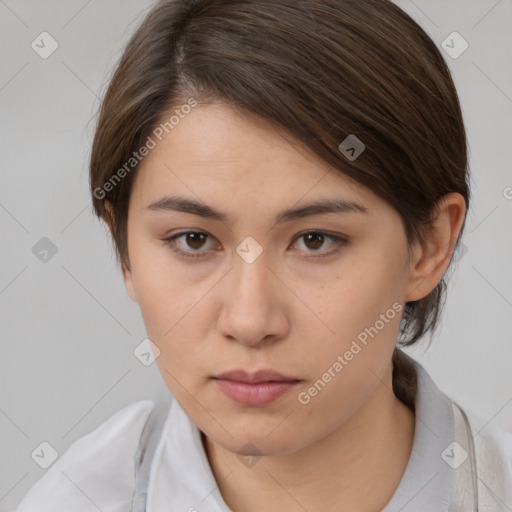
[0,0,511,510]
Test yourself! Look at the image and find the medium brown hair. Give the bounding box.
[89,0,470,409]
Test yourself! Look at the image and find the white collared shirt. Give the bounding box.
[14,354,512,511]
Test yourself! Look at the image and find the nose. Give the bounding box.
[216,247,289,347]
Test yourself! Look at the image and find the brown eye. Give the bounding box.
[163,231,218,259]
[292,231,349,258]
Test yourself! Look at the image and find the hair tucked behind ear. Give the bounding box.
[392,349,417,413]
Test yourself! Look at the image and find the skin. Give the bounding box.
[116,102,466,512]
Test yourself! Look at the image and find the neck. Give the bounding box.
[202,361,416,512]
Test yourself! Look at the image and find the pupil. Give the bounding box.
[305,232,323,250]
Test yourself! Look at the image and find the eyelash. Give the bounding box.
[161,230,350,260]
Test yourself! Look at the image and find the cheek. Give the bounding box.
[292,272,404,436]
[127,238,216,384]
[128,242,186,341]
[134,265,209,400]
[298,249,406,389]
[312,252,405,341]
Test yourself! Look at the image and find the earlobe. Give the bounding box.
[405,193,466,302]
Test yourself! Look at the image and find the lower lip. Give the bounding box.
[214,379,300,407]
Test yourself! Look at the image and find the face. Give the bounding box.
[122,102,416,456]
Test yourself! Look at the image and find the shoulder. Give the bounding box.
[14,400,156,512]
[464,408,512,510]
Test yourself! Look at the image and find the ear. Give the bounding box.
[405,193,466,302]
[103,201,138,303]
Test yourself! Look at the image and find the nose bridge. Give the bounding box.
[231,244,274,308]
[230,233,273,295]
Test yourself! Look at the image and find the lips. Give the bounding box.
[212,369,302,407]
[213,369,300,384]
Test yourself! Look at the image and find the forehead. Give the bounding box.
[131,102,377,209]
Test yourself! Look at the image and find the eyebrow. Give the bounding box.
[146,195,368,224]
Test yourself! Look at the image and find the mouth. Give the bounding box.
[213,368,300,383]
[212,369,302,407]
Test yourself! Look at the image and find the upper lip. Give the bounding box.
[213,369,300,383]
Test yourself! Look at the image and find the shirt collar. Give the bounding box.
[147,351,454,512]
[146,397,231,512]
[381,351,454,511]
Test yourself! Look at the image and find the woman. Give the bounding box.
[14,0,512,510]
